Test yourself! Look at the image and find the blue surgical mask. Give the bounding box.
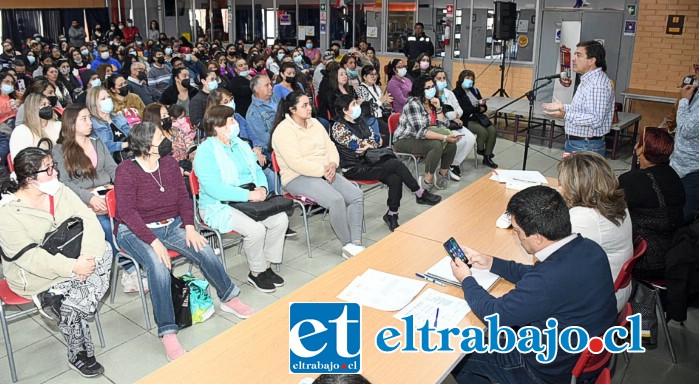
[1,84,14,94]
[185,53,191,61]
[462,79,474,89]
[277,53,285,61]
[346,68,358,78]
[90,78,102,88]
[293,56,303,63]
[27,56,36,64]
[238,70,250,77]
[424,87,437,99]
[227,122,240,139]
[99,98,114,114]
[226,100,236,111]
[81,49,89,56]
[306,43,313,49]
[207,79,218,91]
[436,81,448,90]
[350,105,362,120]
[165,47,173,55]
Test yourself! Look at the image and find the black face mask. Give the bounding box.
[47,95,58,107]
[157,137,173,157]
[137,71,147,81]
[255,65,264,72]
[285,76,296,84]
[227,51,235,56]
[118,87,128,97]
[181,78,190,88]
[161,116,172,131]
[156,56,165,64]
[38,106,53,120]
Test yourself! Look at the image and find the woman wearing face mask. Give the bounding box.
[189,70,221,130]
[386,59,412,114]
[292,50,311,76]
[453,69,498,169]
[93,24,107,45]
[0,73,23,127]
[409,53,433,81]
[393,76,460,190]
[330,95,441,232]
[247,54,268,77]
[57,59,81,98]
[303,39,321,66]
[205,89,263,153]
[268,48,287,80]
[105,23,123,43]
[193,105,288,293]
[14,78,57,127]
[0,147,112,378]
[431,68,476,180]
[9,93,61,159]
[159,67,198,115]
[24,52,39,74]
[107,73,146,117]
[340,55,360,90]
[44,63,73,108]
[273,62,303,101]
[227,58,255,116]
[86,86,130,162]
[69,50,89,75]
[75,69,102,104]
[143,103,193,165]
[114,122,255,361]
[356,66,393,146]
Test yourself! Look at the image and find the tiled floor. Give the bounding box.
[0,134,697,383]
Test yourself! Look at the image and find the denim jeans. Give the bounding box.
[263,167,281,195]
[116,217,240,336]
[564,138,606,156]
[682,170,699,221]
[454,350,546,384]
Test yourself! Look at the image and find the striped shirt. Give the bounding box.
[147,64,172,98]
[563,67,614,138]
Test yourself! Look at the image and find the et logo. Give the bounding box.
[289,303,362,374]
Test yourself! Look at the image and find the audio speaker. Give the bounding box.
[494,1,517,41]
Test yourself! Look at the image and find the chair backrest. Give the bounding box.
[571,348,612,381]
[6,153,13,172]
[614,237,647,291]
[314,94,320,108]
[105,189,117,219]
[188,170,200,196]
[387,113,401,134]
[617,302,633,329]
[271,151,281,174]
[595,368,611,384]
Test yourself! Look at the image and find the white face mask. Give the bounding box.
[35,178,61,196]
[397,68,407,78]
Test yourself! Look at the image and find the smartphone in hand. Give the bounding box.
[443,237,472,267]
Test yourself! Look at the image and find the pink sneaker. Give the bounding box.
[162,333,186,361]
[220,297,255,319]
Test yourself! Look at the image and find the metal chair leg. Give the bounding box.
[654,288,678,363]
[94,311,106,348]
[473,142,479,169]
[0,302,18,382]
[297,201,312,258]
[132,260,152,330]
[109,252,120,304]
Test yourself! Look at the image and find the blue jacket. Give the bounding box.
[461,235,617,383]
[90,57,122,71]
[245,95,279,150]
[91,113,130,153]
[234,113,263,149]
[193,136,268,232]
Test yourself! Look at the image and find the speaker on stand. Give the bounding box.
[492,1,518,97]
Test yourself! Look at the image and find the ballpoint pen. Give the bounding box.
[415,273,445,287]
[434,308,440,328]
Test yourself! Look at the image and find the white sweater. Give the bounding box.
[9,120,61,160]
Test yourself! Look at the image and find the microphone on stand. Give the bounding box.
[536,72,568,81]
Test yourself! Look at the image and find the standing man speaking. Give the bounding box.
[543,41,614,156]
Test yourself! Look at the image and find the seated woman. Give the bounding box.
[331,95,441,232]
[558,152,633,312]
[0,71,23,127]
[386,59,412,114]
[619,127,686,280]
[0,147,112,377]
[194,105,287,293]
[159,67,198,115]
[408,53,433,82]
[86,86,131,162]
[273,62,304,102]
[189,69,220,130]
[107,73,146,117]
[271,91,365,259]
[114,122,255,361]
[453,69,498,168]
[142,103,194,167]
[392,76,460,190]
[432,68,477,180]
[356,65,392,146]
[340,54,360,90]
[9,93,61,160]
[14,78,57,127]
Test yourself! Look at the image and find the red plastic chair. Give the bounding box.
[595,368,611,384]
[6,153,12,172]
[271,151,313,257]
[105,190,181,329]
[188,171,243,270]
[570,341,612,384]
[0,280,105,382]
[614,238,646,292]
[387,113,421,180]
[608,302,633,379]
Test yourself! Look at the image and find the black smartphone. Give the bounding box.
[97,188,109,196]
[443,237,471,267]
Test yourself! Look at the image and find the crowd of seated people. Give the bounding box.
[0,26,696,382]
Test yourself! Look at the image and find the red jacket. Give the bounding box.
[123,26,140,43]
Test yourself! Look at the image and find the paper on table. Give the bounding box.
[337,268,427,312]
[393,288,471,331]
[425,256,500,290]
[488,169,548,184]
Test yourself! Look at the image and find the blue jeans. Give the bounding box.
[116,217,240,336]
[682,171,699,221]
[97,214,135,272]
[455,350,546,384]
[564,138,605,156]
[263,167,281,195]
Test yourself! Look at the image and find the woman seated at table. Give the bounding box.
[0,147,112,377]
[194,105,287,293]
[87,86,131,162]
[432,68,477,180]
[114,122,255,361]
[619,127,686,280]
[9,93,61,160]
[453,69,498,168]
[331,94,441,232]
[558,152,632,312]
[271,91,365,259]
[392,76,460,190]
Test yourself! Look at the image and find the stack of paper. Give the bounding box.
[393,288,471,330]
[489,170,548,184]
[425,256,500,289]
[337,268,427,311]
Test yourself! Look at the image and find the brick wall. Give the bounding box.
[628,0,698,126]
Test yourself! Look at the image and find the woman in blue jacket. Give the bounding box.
[86,86,131,162]
[194,105,287,294]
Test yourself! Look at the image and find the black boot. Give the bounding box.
[483,155,499,169]
[383,212,400,232]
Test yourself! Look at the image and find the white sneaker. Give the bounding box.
[342,243,366,259]
[122,270,149,293]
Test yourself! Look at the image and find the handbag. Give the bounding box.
[179,272,215,324]
[629,280,658,346]
[360,147,397,165]
[475,113,493,128]
[0,217,84,262]
[227,194,294,222]
[171,273,192,329]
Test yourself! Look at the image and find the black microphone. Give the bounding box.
[537,72,567,81]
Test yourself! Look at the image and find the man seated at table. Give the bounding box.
[450,186,617,384]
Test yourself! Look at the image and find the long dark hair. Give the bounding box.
[277,62,302,92]
[270,91,307,148]
[409,75,433,102]
[328,66,352,95]
[0,148,51,194]
[387,59,402,81]
[57,104,97,179]
[143,103,170,134]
